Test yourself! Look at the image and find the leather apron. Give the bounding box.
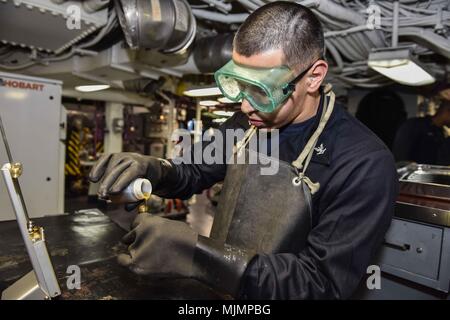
[210,87,336,254]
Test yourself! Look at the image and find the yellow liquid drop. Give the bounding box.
[142,192,151,212]
[142,192,151,200]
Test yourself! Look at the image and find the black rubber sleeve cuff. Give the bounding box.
[192,235,256,298]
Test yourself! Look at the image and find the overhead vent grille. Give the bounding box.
[0,0,108,53]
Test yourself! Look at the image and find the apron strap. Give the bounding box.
[234,125,257,156]
[292,86,336,194]
[232,85,336,195]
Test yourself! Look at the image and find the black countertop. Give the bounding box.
[0,210,223,300]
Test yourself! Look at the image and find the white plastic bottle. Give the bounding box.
[109,178,152,203]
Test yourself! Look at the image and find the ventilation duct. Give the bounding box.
[115,0,196,54]
[193,33,233,73]
[122,78,165,95]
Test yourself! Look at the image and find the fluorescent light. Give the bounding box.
[368,48,435,86]
[213,118,227,123]
[183,87,222,97]
[199,100,220,107]
[75,85,111,92]
[213,110,235,117]
[218,97,242,104]
[369,59,435,86]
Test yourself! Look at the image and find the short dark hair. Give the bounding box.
[233,2,324,70]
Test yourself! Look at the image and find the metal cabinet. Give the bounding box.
[0,72,65,221]
[378,217,449,292]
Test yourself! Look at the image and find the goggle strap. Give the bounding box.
[282,83,296,95]
[283,59,322,94]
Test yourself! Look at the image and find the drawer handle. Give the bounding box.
[383,241,411,251]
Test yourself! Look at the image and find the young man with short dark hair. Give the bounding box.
[90,2,398,299]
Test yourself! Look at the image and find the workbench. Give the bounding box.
[0,209,222,300]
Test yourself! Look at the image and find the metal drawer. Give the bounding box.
[378,218,443,280]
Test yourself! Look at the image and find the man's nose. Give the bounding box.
[241,99,256,114]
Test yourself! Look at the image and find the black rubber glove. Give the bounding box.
[117,214,198,277]
[88,153,175,199]
[117,214,256,297]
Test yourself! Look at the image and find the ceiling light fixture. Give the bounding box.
[212,110,235,117]
[199,100,220,107]
[183,87,222,97]
[368,47,435,86]
[213,118,228,124]
[75,85,111,92]
[218,97,241,104]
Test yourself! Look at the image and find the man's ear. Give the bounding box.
[306,60,328,93]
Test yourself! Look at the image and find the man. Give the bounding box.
[393,100,450,166]
[90,2,398,299]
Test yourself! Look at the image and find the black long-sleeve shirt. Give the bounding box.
[157,94,398,299]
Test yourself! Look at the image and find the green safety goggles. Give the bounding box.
[214,60,314,113]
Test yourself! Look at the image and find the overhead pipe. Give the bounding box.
[325,41,344,72]
[237,0,259,11]
[192,9,249,24]
[325,25,373,37]
[160,33,234,75]
[300,0,366,25]
[398,27,450,59]
[329,38,361,61]
[353,32,373,54]
[201,0,232,13]
[115,0,196,53]
[193,33,234,73]
[392,1,400,47]
[340,38,365,60]
[83,0,110,13]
